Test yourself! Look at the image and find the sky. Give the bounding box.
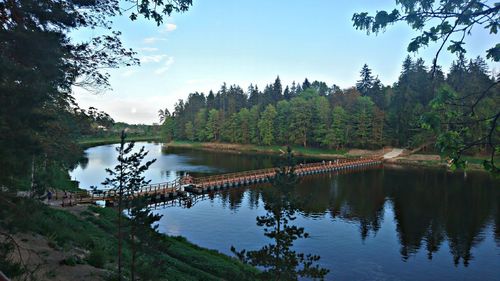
[73,0,498,124]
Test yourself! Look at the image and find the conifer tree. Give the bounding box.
[356,64,374,95]
[102,131,156,280]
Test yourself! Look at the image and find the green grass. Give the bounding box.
[0,194,259,280]
[167,140,203,148]
[168,140,347,158]
[8,164,81,192]
[460,155,499,165]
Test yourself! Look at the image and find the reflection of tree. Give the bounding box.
[247,187,261,210]
[165,146,277,173]
[388,170,497,265]
[219,188,245,210]
[231,147,329,280]
[293,176,331,216]
[74,153,89,170]
[328,171,386,240]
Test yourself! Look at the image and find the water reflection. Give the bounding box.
[72,143,500,279]
[181,168,498,269]
[231,149,329,280]
[382,169,494,266]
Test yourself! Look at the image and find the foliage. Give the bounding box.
[87,247,107,268]
[352,0,500,64]
[161,56,497,171]
[102,131,156,280]
[128,196,163,281]
[258,105,277,145]
[231,147,329,280]
[0,193,258,280]
[0,0,192,188]
[0,233,24,279]
[353,0,499,172]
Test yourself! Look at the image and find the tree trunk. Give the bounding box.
[131,223,136,281]
[30,155,35,197]
[118,193,123,281]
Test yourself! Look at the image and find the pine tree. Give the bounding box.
[102,131,156,281]
[237,108,251,144]
[356,64,374,95]
[353,96,374,147]
[206,90,216,110]
[272,76,283,103]
[231,147,329,280]
[302,78,311,90]
[283,86,292,100]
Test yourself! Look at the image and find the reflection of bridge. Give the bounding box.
[62,157,383,206]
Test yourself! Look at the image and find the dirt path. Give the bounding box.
[383,148,404,159]
[1,230,107,281]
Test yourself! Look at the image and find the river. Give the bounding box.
[70,141,500,281]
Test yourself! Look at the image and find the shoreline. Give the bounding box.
[78,135,162,148]
[78,138,488,172]
[164,141,488,172]
[163,141,349,159]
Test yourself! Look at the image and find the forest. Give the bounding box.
[161,55,498,155]
[1,0,499,280]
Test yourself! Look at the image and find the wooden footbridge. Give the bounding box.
[61,157,382,207]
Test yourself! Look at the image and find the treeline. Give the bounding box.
[161,55,498,151]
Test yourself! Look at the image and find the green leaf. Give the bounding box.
[486,44,500,61]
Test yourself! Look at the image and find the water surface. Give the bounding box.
[71,142,500,280]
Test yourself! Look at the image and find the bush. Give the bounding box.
[60,256,78,266]
[87,247,107,268]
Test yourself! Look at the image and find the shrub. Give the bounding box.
[87,247,107,268]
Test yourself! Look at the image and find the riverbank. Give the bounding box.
[164,141,489,172]
[164,140,348,159]
[0,193,258,281]
[77,138,489,172]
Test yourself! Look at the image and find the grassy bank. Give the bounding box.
[387,155,491,171]
[166,141,493,171]
[78,135,162,148]
[165,140,348,159]
[0,194,258,280]
[79,138,490,172]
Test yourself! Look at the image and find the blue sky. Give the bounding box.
[73,0,498,124]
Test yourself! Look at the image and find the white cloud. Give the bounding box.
[121,69,137,77]
[155,57,175,75]
[164,23,177,32]
[74,93,171,124]
[138,47,159,52]
[140,54,168,64]
[143,37,167,44]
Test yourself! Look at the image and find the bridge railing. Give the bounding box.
[192,167,277,185]
[190,158,382,186]
[79,177,184,201]
[66,157,382,203]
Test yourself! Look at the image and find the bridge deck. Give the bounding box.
[61,157,382,206]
